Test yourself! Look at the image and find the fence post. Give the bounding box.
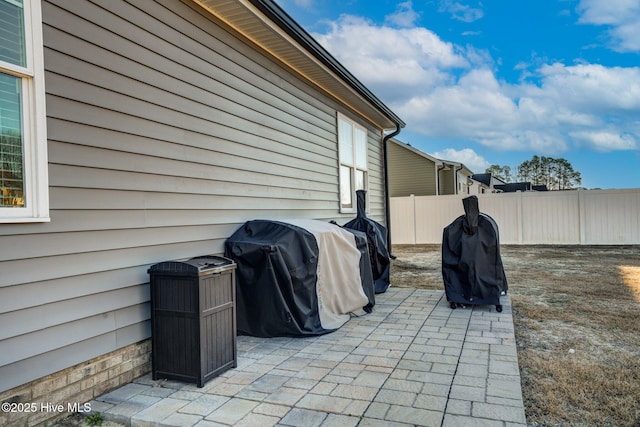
[517,191,524,244]
[578,189,586,244]
[410,194,417,244]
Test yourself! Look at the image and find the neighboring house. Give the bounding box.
[387,139,473,197]
[387,138,442,197]
[438,160,473,196]
[470,174,550,193]
[493,182,548,192]
[0,0,404,423]
[470,173,506,194]
[495,182,532,192]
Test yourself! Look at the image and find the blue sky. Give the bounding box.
[277,0,640,189]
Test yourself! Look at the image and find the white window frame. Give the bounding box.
[0,0,49,223]
[337,113,368,213]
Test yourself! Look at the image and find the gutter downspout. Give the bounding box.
[436,164,446,195]
[383,124,402,257]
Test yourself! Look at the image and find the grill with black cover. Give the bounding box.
[442,196,508,312]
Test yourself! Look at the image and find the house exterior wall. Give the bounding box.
[0,0,388,403]
[439,169,455,195]
[387,141,437,197]
[457,171,471,195]
[0,341,151,427]
[469,181,489,195]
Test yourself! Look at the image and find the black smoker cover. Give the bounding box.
[224,219,374,337]
[343,190,391,293]
[442,196,508,306]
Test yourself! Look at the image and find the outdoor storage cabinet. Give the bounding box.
[148,256,237,387]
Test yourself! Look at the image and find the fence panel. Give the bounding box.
[473,192,521,244]
[414,195,465,244]
[583,190,640,244]
[521,191,580,244]
[390,196,416,244]
[390,189,640,245]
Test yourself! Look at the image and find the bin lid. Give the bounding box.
[148,255,235,276]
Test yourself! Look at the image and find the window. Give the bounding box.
[337,113,367,212]
[0,0,49,222]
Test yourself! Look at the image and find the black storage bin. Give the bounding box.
[148,255,236,387]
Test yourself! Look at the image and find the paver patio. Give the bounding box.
[89,288,526,426]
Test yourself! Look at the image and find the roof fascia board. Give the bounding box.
[441,160,473,175]
[247,0,404,129]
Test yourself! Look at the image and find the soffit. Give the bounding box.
[192,0,400,130]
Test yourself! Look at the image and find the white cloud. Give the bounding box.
[313,15,471,103]
[577,0,640,52]
[397,69,519,139]
[430,148,490,173]
[438,0,484,23]
[577,0,638,25]
[312,12,640,155]
[570,130,638,151]
[395,60,640,153]
[385,1,420,28]
[536,63,640,111]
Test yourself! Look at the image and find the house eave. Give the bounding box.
[191,0,405,131]
[441,160,473,176]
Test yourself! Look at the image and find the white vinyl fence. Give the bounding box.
[390,189,640,245]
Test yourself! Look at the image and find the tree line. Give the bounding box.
[486,155,582,190]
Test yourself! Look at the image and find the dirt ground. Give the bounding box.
[391,244,640,427]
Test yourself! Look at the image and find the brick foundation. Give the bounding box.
[0,340,151,427]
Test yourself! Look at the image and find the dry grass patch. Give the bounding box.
[391,244,640,427]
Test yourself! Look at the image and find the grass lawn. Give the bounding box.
[391,244,640,427]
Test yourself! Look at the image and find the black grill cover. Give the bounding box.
[343,190,391,293]
[224,219,374,337]
[442,196,508,306]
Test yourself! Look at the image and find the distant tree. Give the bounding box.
[553,158,582,190]
[516,155,581,190]
[485,164,513,183]
[517,155,544,185]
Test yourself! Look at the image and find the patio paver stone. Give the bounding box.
[87,288,526,426]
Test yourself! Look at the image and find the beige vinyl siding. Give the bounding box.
[0,0,387,392]
[439,169,456,195]
[388,141,438,197]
